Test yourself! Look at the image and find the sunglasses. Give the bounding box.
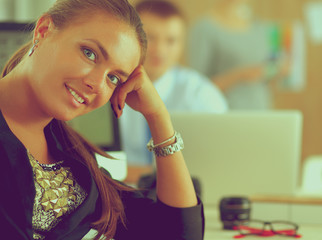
[233,220,302,238]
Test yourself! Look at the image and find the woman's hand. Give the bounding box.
[110,65,166,119]
[111,65,198,208]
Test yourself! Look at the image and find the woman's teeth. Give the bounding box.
[67,87,85,104]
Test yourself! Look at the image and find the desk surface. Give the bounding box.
[204,206,322,240]
[250,195,322,205]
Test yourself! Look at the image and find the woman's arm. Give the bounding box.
[145,108,198,208]
[110,65,197,208]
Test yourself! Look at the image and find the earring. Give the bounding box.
[28,40,39,56]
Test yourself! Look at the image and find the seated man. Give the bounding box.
[120,0,228,183]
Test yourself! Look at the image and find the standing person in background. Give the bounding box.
[120,0,228,177]
[0,0,204,239]
[188,0,289,110]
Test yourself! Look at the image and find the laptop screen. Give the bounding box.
[170,110,302,206]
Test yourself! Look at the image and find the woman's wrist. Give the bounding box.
[147,131,184,157]
[144,107,175,145]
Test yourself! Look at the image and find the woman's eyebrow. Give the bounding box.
[85,38,131,82]
[85,39,108,60]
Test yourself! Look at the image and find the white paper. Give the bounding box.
[282,20,306,91]
[96,151,128,181]
[304,2,322,44]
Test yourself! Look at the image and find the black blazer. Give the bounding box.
[0,112,204,240]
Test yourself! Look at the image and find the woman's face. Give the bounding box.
[29,12,140,121]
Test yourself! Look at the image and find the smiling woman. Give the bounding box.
[0,0,203,240]
[27,11,141,120]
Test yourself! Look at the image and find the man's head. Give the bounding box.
[136,1,186,81]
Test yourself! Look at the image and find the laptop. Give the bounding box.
[170,111,303,206]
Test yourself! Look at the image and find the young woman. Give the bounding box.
[0,0,203,239]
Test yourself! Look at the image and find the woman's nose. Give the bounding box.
[83,69,107,93]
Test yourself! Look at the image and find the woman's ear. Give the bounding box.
[33,15,56,41]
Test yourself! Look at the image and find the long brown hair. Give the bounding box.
[1,0,147,239]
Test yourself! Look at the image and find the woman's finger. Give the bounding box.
[110,87,121,118]
[117,66,145,109]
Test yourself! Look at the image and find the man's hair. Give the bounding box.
[135,0,185,21]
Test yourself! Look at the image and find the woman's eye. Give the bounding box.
[83,48,96,61]
[107,74,120,86]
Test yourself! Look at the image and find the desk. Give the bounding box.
[204,205,322,240]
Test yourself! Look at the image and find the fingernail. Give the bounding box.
[112,108,117,118]
[111,105,117,117]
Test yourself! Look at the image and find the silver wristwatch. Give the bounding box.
[147,131,184,157]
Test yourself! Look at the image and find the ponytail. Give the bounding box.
[1,41,32,78]
[55,121,131,240]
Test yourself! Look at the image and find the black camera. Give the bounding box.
[219,196,251,230]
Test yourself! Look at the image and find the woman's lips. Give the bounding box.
[65,85,86,104]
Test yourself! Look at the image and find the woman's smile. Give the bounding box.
[65,84,87,106]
